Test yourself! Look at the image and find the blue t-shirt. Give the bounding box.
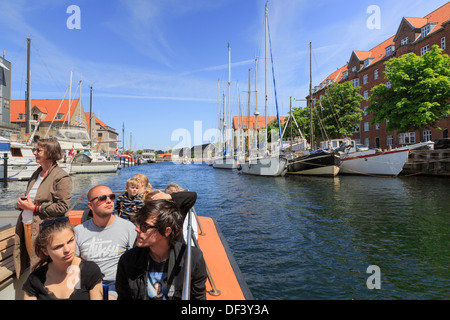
[147,257,168,300]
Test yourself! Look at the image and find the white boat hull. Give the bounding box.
[0,162,39,181]
[287,165,340,177]
[69,162,119,174]
[213,157,238,169]
[240,156,287,176]
[340,149,409,176]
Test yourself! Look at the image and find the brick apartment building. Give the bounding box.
[10,98,118,156]
[310,2,449,150]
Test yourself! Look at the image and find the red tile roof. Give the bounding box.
[233,116,287,129]
[11,99,80,123]
[84,112,108,129]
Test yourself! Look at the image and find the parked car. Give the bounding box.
[434,138,450,149]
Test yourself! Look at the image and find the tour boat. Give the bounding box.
[0,192,253,300]
[67,192,253,300]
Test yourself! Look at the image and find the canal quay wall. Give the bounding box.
[401,149,450,177]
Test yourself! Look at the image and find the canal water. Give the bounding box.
[1,162,449,300]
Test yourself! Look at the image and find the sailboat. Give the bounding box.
[49,76,119,174]
[286,42,340,177]
[213,44,238,169]
[239,3,287,177]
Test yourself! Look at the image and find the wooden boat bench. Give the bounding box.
[0,224,15,290]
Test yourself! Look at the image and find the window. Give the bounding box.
[401,37,409,46]
[421,45,430,56]
[364,90,369,100]
[343,71,348,79]
[375,123,380,130]
[364,106,368,116]
[421,24,430,38]
[385,45,395,56]
[364,138,370,147]
[352,66,356,72]
[399,132,415,144]
[364,122,369,132]
[423,130,432,142]
[352,78,360,87]
[374,69,379,80]
[32,114,39,121]
[363,74,368,84]
[56,113,64,120]
[387,135,393,146]
[441,37,446,50]
[18,113,25,120]
[386,81,392,88]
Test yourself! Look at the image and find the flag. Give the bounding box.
[70,144,75,158]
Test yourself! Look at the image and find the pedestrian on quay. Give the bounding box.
[74,185,136,300]
[23,216,103,300]
[115,200,207,300]
[14,138,73,281]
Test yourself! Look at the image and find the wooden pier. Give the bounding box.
[401,149,450,176]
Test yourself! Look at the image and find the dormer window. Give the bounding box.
[401,37,409,46]
[421,24,430,38]
[385,45,395,56]
[421,23,437,38]
[326,79,332,86]
[363,58,374,68]
[18,113,25,120]
[56,113,64,120]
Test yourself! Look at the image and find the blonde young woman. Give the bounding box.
[15,138,72,277]
[23,217,103,300]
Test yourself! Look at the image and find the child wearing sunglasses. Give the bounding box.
[22,217,103,300]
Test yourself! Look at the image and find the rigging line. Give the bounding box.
[30,41,64,93]
[315,101,328,141]
[266,11,283,149]
[325,85,346,135]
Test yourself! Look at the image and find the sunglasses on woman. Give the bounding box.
[89,193,116,203]
[32,147,43,153]
[39,216,70,231]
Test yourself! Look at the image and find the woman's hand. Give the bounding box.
[17,194,34,212]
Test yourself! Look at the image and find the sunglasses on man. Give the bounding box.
[89,193,116,203]
[139,222,158,233]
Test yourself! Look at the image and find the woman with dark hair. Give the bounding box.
[14,138,73,279]
[23,217,103,300]
[115,200,207,300]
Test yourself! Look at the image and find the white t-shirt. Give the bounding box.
[22,175,44,225]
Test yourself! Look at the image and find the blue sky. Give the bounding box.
[0,0,447,151]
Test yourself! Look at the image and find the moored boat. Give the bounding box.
[0,137,39,181]
[287,150,341,177]
[339,148,409,176]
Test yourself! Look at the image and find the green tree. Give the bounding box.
[267,106,310,143]
[316,81,364,139]
[367,45,450,132]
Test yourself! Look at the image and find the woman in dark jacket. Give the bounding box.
[116,200,207,300]
[14,138,72,277]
